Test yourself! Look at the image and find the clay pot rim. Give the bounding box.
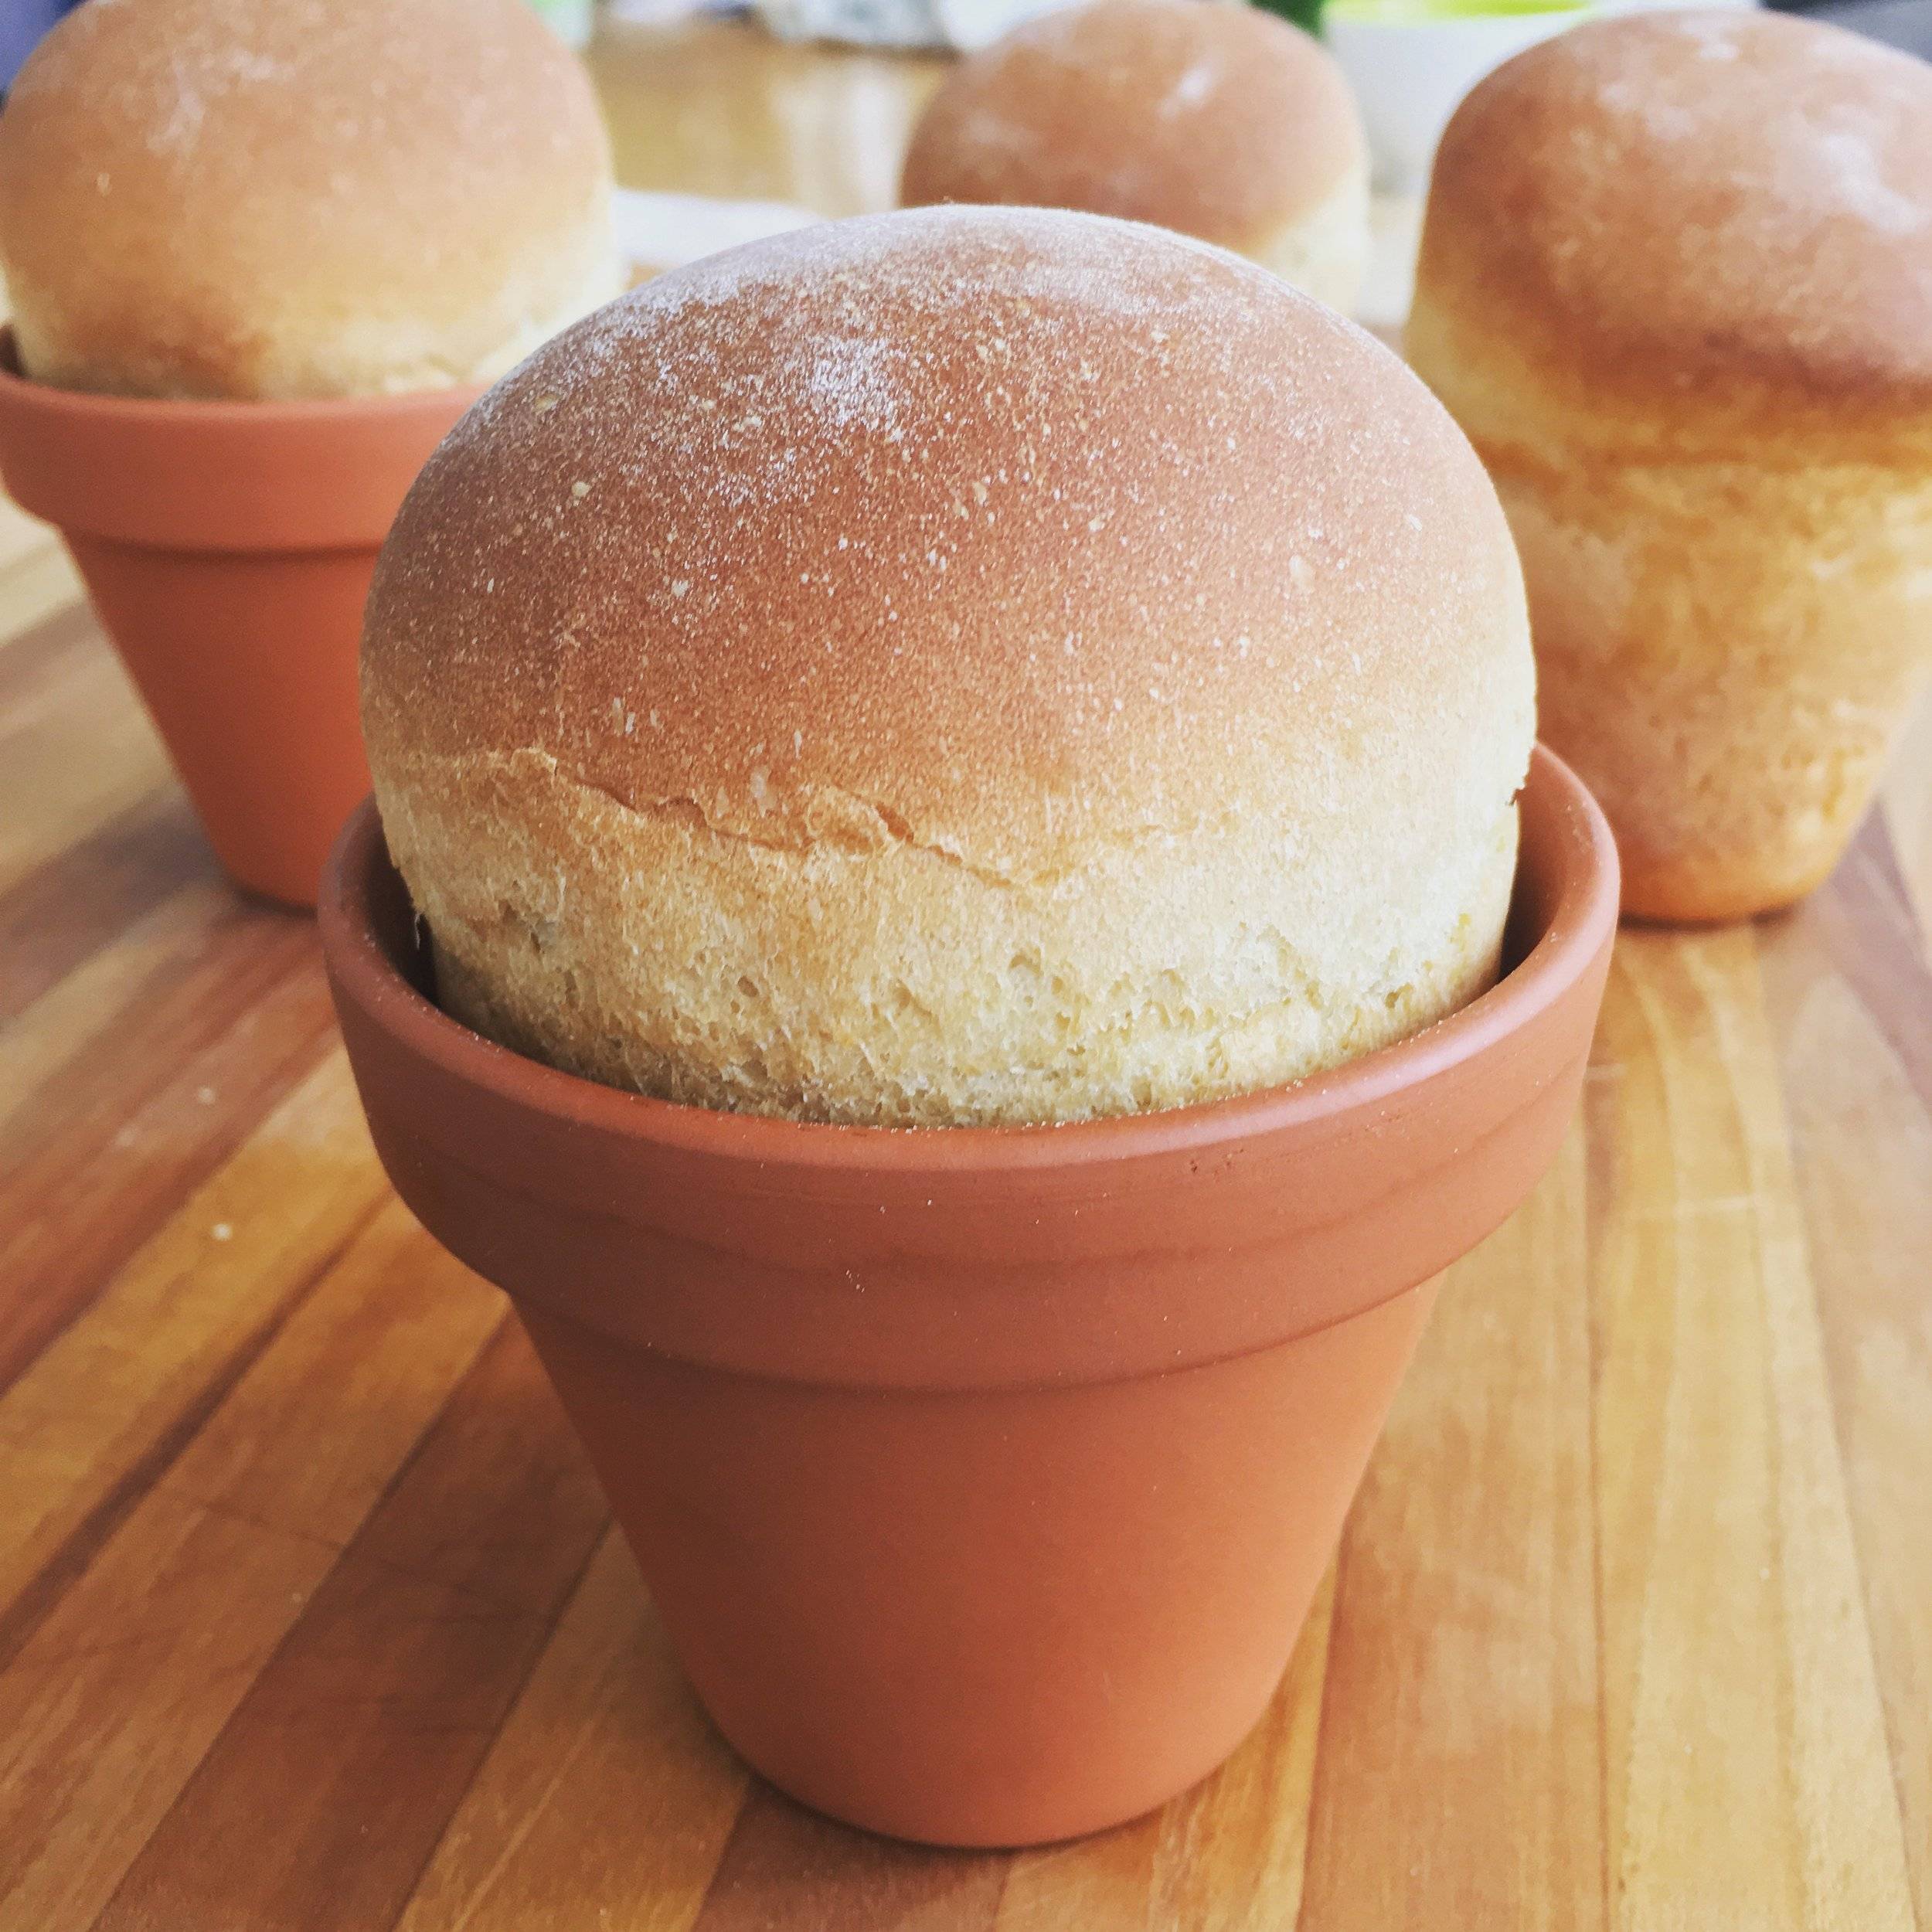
[0,328,481,430]
[0,327,485,553]
[321,743,1617,1173]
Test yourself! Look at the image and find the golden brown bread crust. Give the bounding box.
[0,0,622,400]
[900,0,1366,286]
[365,206,1534,1125]
[1409,8,1932,922]
[1415,8,1932,441]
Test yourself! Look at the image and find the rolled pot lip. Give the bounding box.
[321,743,1617,1175]
[0,326,485,430]
[0,326,486,553]
[325,745,1616,1168]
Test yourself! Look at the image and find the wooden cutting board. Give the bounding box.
[0,19,1927,1930]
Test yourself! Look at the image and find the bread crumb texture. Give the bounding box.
[1491,453,1932,921]
[1250,168,1372,318]
[366,207,1533,1124]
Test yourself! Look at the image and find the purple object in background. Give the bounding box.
[2,0,82,91]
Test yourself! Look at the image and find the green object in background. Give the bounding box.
[1252,0,1327,30]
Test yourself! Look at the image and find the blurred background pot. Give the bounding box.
[0,337,477,907]
[321,745,1617,1847]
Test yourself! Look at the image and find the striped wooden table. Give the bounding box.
[3,18,1930,1930]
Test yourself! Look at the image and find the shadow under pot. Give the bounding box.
[0,332,478,908]
[318,744,1620,1849]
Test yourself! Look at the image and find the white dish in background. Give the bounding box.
[613,189,821,277]
[932,0,1077,49]
[751,0,1073,49]
[1325,2,1594,192]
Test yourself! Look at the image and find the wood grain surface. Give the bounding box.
[1,18,1928,1930]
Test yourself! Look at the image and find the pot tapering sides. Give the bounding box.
[321,745,1618,1845]
[0,333,478,906]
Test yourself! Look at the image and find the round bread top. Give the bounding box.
[366,207,1531,1124]
[0,0,620,400]
[1418,8,1932,414]
[900,0,1363,249]
[364,205,1525,893]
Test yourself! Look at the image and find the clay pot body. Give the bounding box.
[0,334,477,906]
[320,747,1619,1846]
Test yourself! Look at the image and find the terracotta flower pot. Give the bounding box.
[319,745,1618,1847]
[0,332,478,907]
